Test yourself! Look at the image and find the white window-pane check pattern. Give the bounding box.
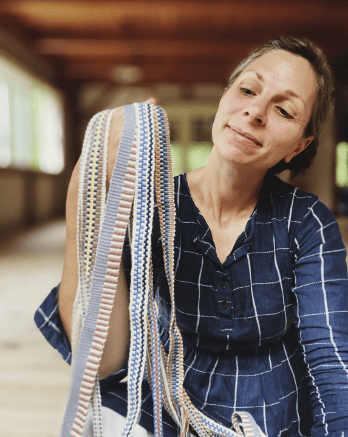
[35,172,348,436]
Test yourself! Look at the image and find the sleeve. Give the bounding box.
[292,199,348,436]
[34,209,162,370]
[34,284,72,364]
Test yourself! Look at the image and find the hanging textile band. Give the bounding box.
[61,103,266,437]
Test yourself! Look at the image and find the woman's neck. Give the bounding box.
[187,147,266,225]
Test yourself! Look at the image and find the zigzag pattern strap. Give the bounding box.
[75,110,110,322]
[147,288,164,436]
[232,412,262,437]
[62,102,265,437]
[75,109,112,437]
[61,104,137,437]
[82,112,109,287]
[150,106,265,437]
[123,103,157,436]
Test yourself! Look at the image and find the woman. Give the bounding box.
[35,37,348,436]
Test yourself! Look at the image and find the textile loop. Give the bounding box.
[60,103,266,437]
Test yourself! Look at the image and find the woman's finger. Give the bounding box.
[145,97,157,105]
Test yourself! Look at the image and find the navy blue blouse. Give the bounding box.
[35,173,348,437]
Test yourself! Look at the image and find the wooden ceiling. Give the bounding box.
[0,0,348,85]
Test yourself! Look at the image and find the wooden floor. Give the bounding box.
[0,221,69,437]
[1,217,348,437]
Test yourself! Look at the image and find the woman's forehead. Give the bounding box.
[239,50,316,109]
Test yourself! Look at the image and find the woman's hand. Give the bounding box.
[107,97,157,184]
[145,97,157,105]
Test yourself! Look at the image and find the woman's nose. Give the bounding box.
[243,102,267,125]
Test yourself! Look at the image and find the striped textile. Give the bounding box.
[59,103,264,437]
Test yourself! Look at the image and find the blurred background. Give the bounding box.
[1,0,348,436]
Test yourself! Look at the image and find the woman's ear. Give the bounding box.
[284,135,314,163]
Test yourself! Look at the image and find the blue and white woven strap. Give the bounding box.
[123,103,156,436]
[147,269,164,437]
[62,104,137,437]
[62,102,265,437]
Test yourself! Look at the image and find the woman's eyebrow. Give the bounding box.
[245,70,264,82]
[245,69,305,106]
[283,89,305,106]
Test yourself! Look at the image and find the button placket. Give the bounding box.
[218,280,231,309]
[217,277,234,332]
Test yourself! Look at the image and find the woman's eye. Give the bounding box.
[240,87,255,96]
[277,106,293,119]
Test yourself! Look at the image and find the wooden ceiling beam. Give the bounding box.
[34,38,252,58]
[2,0,348,33]
[64,60,233,84]
[33,37,343,64]
[1,0,347,84]
[11,24,346,49]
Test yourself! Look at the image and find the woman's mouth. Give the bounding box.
[228,125,262,147]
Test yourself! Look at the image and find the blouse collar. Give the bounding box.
[182,172,274,268]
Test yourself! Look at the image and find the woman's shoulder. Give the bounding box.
[267,174,335,227]
[173,173,192,201]
[268,174,317,202]
[174,172,186,185]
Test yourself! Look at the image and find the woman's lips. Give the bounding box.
[228,125,262,146]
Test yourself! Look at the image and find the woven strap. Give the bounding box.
[60,103,265,437]
[231,412,264,437]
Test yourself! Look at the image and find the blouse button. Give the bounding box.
[220,282,226,289]
[222,301,228,308]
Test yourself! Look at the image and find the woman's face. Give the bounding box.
[212,50,316,172]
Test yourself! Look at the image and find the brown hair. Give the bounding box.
[226,37,335,177]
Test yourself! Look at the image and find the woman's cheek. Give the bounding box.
[273,122,298,148]
[229,95,245,112]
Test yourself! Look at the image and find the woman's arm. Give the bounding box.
[58,107,130,379]
[293,200,348,436]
